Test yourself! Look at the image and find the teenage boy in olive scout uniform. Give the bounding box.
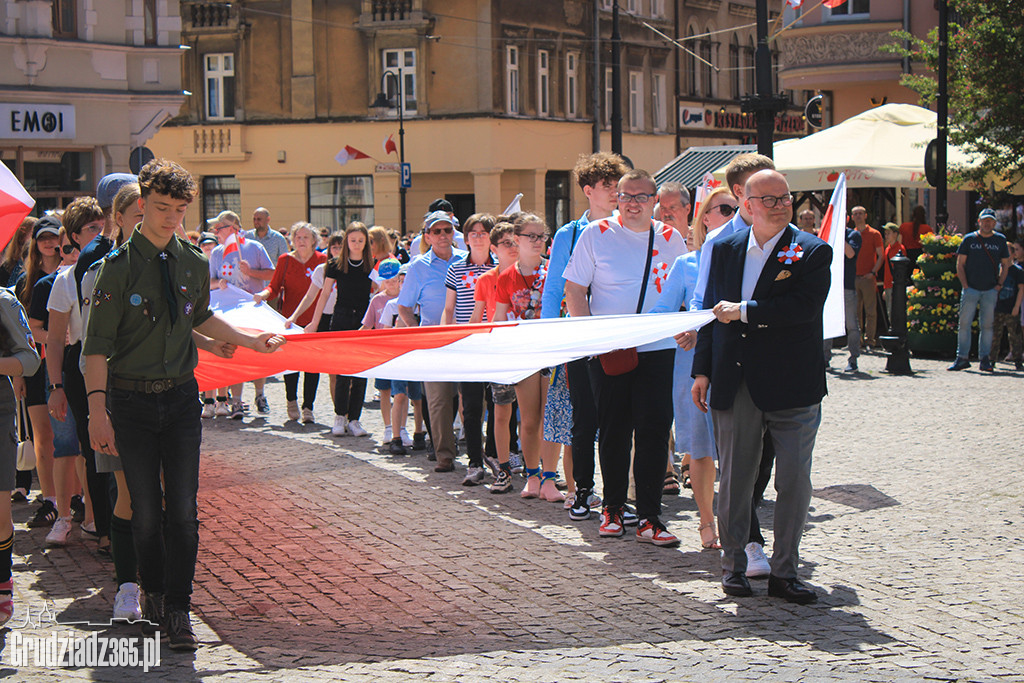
[83,159,284,650]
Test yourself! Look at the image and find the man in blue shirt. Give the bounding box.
[398,210,467,472]
[540,152,628,521]
[949,208,1012,372]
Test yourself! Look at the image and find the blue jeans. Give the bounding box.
[956,287,997,360]
[109,379,202,609]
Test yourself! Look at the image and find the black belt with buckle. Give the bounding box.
[109,374,194,394]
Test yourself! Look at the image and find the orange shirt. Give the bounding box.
[494,262,546,320]
[855,225,883,277]
[473,267,499,323]
[899,221,933,250]
[882,242,906,289]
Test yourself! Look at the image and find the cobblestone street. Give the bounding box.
[4,350,1023,681]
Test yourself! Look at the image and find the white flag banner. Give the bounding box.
[817,173,847,339]
[209,283,302,336]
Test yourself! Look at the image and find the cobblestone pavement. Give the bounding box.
[4,350,1023,681]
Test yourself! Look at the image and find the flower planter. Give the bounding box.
[908,331,957,356]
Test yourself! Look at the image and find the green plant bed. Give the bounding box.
[922,242,955,256]
[908,331,957,356]
[910,277,960,291]
[917,261,954,278]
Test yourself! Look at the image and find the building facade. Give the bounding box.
[0,0,185,213]
[152,0,699,234]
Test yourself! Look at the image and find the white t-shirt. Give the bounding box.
[310,262,337,312]
[378,298,402,329]
[563,216,686,352]
[46,265,83,344]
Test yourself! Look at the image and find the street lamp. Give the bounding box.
[371,68,406,236]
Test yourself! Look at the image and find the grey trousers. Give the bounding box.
[712,382,821,579]
[424,381,458,467]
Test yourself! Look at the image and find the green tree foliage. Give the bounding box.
[886,1,1024,195]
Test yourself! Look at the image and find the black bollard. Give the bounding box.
[879,254,913,375]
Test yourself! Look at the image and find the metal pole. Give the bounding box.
[397,69,407,237]
[611,0,622,154]
[935,0,948,229]
[592,0,601,153]
[754,0,774,158]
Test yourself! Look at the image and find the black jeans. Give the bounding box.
[283,372,320,409]
[588,349,674,520]
[459,382,485,467]
[567,357,598,491]
[109,378,202,610]
[63,343,111,538]
[331,308,367,419]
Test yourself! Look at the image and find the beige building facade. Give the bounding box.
[0,0,185,212]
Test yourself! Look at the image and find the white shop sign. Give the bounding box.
[0,104,76,140]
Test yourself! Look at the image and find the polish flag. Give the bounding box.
[222,230,245,258]
[335,145,370,166]
[0,162,35,250]
[786,0,803,8]
[383,134,397,156]
[823,0,848,7]
[194,309,716,391]
[691,172,721,220]
[818,172,847,339]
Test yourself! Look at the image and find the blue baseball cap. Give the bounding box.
[378,258,401,280]
[978,208,996,221]
[96,173,138,209]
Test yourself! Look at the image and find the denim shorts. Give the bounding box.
[51,409,80,459]
[373,377,391,392]
[489,382,517,405]
[390,380,422,401]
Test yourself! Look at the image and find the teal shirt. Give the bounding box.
[83,229,213,380]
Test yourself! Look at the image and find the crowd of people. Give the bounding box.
[1,150,1022,651]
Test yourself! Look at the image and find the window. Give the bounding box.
[382,49,418,115]
[604,67,613,126]
[730,35,741,99]
[686,29,697,97]
[626,0,639,13]
[308,176,374,230]
[599,0,613,9]
[628,71,644,130]
[537,50,550,117]
[651,0,665,18]
[651,73,666,131]
[545,171,570,232]
[506,46,520,115]
[51,0,77,39]
[745,38,755,95]
[204,53,235,120]
[144,0,157,45]
[566,52,579,119]
[828,0,870,17]
[701,39,714,98]
[202,176,241,221]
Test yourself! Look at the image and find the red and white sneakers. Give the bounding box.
[598,506,625,537]
[636,518,680,547]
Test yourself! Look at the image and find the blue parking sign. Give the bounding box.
[400,163,411,189]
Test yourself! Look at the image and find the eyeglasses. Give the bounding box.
[428,226,453,235]
[749,194,794,209]
[467,230,490,238]
[496,240,518,249]
[212,224,233,232]
[713,204,738,217]
[517,232,547,243]
[617,192,652,204]
[319,231,330,238]
[61,244,77,255]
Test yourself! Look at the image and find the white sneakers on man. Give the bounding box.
[347,420,368,437]
[113,582,143,621]
[745,542,772,577]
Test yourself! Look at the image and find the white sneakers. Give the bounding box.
[286,400,300,421]
[45,517,73,546]
[745,542,772,577]
[113,582,142,621]
[332,415,348,436]
[382,426,393,444]
[214,401,230,417]
[201,402,215,419]
[399,428,413,447]
[347,420,368,437]
[301,407,314,424]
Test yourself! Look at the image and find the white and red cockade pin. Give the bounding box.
[777,244,803,264]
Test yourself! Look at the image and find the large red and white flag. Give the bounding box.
[817,172,847,339]
[194,310,715,391]
[334,145,370,166]
[0,163,35,250]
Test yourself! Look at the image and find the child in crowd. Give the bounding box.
[377,265,427,453]
[360,258,403,445]
[442,213,498,486]
[493,213,562,502]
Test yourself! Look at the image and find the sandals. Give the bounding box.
[539,472,565,502]
[520,469,541,498]
[681,464,692,490]
[699,522,721,550]
[663,472,681,495]
[0,580,12,627]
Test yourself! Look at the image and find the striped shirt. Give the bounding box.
[444,253,495,324]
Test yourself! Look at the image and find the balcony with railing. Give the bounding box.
[182,1,239,34]
[358,0,428,31]
[181,124,247,161]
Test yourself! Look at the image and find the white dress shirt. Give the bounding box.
[739,227,787,323]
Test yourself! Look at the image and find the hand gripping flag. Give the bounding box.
[817,172,847,340]
[335,145,371,166]
[0,163,35,250]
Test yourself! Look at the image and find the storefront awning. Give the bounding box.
[654,144,754,188]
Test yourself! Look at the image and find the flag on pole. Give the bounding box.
[383,134,397,156]
[503,193,523,215]
[691,172,721,221]
[222,230,245,257]
[334,145,371,166]
[194,309,716,391]
[822,0,848,7]
[0,162,35,250]
[818,172,847,340]
[786,0,804,8]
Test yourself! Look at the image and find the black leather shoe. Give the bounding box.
[767,575,818,604]
[722,571,752,597]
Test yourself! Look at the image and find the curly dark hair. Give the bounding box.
[138,158,197,201]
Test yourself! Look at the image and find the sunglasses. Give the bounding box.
[61,244,77,255]
[429,227,454,235]
[713,204,738,217]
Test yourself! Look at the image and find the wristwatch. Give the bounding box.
[48,383,63,392]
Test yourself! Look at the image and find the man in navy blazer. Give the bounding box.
[692,170,831,604]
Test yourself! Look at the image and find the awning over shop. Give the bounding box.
[654,144,754,188]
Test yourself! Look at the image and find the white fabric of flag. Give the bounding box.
[818,173,847,339]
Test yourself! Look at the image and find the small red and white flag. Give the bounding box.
[823,0,848,8]
[222,229,245,257]
[818,172,847,340]
[335,145,370,166]
[0,162,35,251]
[691,172,722,221]
[786,0,804,8]
[383,134,397,156]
